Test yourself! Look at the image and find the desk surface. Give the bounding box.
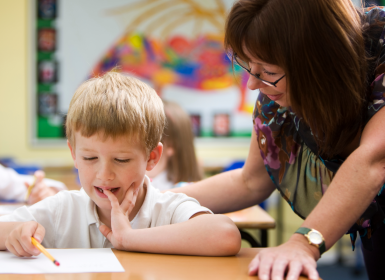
[1,248,319,280]
[225,206,276,229]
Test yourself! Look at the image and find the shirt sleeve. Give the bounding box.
[150,191,213,227]
[0,164,68,202]
[0,164,28,201]
[0,192,64,248]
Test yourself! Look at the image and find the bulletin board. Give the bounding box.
[31,0,258,145]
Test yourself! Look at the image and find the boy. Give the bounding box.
[0,72,241,257]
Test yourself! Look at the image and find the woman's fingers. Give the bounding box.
[248,254,260,275]
[257,252,274,280]
[271,257,290,280]
[302,262,319,280]
[286,260,303,280]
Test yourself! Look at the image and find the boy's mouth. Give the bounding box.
[95,186,120,194]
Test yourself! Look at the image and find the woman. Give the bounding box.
[172,1,385,279]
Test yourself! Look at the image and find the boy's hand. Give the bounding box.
[99,186,140,250]
[5,221,45,257]
[25,170,58,205]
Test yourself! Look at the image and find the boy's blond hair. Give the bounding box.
[66,72,165,154]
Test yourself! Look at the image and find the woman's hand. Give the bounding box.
[249,235,320,280]
[25,170,59,204]
[99,186,140,250]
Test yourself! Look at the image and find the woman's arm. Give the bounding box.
[251,107,385,280]
[171,131,277,213]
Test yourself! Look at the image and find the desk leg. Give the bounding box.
[239,229,260,247]
[261,229,268,247]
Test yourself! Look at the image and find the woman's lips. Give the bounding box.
[265,93,283,102]
[94,186,120,198]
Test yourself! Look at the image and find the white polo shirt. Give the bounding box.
[0,176,212,249]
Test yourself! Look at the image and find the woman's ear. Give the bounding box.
[146,142,163,171]
[67,140,78,169]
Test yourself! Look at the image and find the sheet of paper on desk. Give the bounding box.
[0,248,125,274]
[0,205,22,215]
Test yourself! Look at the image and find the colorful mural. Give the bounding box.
[90,0,253,113]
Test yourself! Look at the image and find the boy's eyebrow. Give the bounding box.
[78,147,134,154]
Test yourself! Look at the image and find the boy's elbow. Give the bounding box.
[212,215,241,256]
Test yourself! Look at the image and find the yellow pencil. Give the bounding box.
[31,237,60,266]
[25,176,36,201]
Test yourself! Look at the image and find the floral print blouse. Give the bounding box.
[252,7,385,251]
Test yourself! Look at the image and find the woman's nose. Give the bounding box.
[247,74,269,91]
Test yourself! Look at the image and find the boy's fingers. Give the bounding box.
[24,182,30,189]
[12,239,32,257]
[121,185,139,215]
[20,222,45,255]
[33,223,46,243]
[104,190,120,209]
[5,242,23,257]
[99,225,113,241]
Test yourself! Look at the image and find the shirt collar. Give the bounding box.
[83,188,100,226]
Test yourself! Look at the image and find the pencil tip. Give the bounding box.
[54,261,60,266]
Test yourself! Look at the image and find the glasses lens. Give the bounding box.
[234,55,250,70]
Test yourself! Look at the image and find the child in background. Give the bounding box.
[0,165,67,204]
[0,72,240,257]
[146,100,203,191]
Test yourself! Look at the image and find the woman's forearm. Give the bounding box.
[172,169,274,213]
[300,147,385,250]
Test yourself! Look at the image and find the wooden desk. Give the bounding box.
[1,248,319,280]
[225,206,275,247]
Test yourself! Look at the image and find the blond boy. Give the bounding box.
[0,72,241,256]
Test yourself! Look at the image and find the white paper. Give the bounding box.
[0,205,22,216]
[0,248,125,274]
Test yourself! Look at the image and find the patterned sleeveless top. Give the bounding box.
[252,7,385,251]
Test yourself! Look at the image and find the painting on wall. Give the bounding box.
[35,0,259,139]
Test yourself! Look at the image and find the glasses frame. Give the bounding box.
[233,53,285,87]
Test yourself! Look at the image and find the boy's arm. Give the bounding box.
[99,189,241,256]
[125,213,241,256]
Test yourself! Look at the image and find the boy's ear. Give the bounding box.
[67,140,78,169]
[146,142,163,171]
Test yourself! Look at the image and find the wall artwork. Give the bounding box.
[34,0,259,140]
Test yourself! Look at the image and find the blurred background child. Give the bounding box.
[146,100,203,191]
[0,164,67,204]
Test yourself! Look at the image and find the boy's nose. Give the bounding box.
[96,164,115,182]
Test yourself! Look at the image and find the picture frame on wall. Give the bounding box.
[213,113,231,137]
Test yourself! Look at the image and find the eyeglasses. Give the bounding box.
[232,52,285,87]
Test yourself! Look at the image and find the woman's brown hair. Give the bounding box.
[162,100,203,183]
[225,0,368,158]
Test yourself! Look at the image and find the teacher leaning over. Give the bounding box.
[172,1,385,279]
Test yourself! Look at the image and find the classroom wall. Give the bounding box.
[0,0,250,167]
[0,0,72,166]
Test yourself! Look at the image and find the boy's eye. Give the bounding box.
[83,157,97,161]
[115,159,130,163]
